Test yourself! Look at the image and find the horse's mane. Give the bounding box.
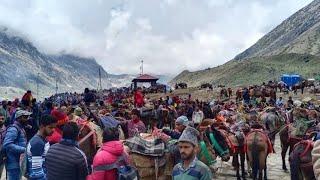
[206,126,229,155]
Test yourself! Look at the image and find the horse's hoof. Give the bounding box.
[282,167,288,172]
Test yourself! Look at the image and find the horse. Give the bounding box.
[279,107,318,171]
[228,88,233,99]
[236,88,243,102]
[220,88,228,100]
[175,83,187,89]
[259,109,284,146]
[198,119,231,163]
[157,108,173,129]
[219,126,247,179]
[245,127,273,180]
[140,106,157,130]
[200,83,213,90]
[77,120,99,170]
[289,140,315,180]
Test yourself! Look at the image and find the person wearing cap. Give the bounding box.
[172,127,212,180]
[47,109,69,145]
[162,116,189,139]
[3,109,32,180]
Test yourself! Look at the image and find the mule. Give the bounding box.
[245,129,272,180]
[289,140,315,180]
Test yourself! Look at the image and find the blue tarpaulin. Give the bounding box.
[281,74,301,87]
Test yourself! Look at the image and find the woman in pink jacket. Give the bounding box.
[89,127,129,180]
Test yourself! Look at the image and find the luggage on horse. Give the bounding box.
[290,117,315,137]
[125,134,165,157]
[125,134,170,179]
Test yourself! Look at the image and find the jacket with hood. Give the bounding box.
[2,121,27,170]
[90,141,129,180]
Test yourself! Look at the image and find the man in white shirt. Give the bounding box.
[192,106,204,127]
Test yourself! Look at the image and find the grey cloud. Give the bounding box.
[0,0,313,75]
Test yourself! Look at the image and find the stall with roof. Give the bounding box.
[132,74,159,90]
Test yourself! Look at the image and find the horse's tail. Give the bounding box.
[252,132,259,179]
[289,144,301,180]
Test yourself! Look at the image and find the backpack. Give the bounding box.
[0,124,21,166]
[100,116,119,129]
[93,155,139,180]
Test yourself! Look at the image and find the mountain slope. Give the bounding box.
[170,54,320,87]
[171,0,320,87]
[234,0,320,60]
[0,27,132,99]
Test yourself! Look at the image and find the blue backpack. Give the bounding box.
[93,155,139,180]
[100,116,119,129]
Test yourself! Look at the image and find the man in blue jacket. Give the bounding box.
[3,109,31,180]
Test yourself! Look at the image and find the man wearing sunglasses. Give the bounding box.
[3,109,32,180]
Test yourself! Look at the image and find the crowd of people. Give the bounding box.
[0,84,319,180]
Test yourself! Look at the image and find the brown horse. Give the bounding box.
[245,129,272,180]
[77,120,99,170]
[220,88,228,100]
[228,88,233,99]
[289,140,315,180]
[236,88,243,102]
[158,108,174,129]
[279,107,318,171]
[219,128,247,180]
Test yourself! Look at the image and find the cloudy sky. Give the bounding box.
[0,0,313,76]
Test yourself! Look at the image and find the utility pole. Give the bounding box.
[140,60,144,75]
[37,72,40,98]
[98,67,102,91]
[55,78,58,95]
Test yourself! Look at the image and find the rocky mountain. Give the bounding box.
[170,0,320,87]
[234,0,320,60]
[0,27,133,99]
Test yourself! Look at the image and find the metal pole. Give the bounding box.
[55,78,58,95]
[37,73,39,98]
[99,67,102,90]
[141,60,144,75]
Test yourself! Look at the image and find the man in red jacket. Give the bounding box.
[90,127,129,180]
[134,88,144,108]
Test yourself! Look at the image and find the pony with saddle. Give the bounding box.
[279,107,320,171]
[245,123,274,180]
